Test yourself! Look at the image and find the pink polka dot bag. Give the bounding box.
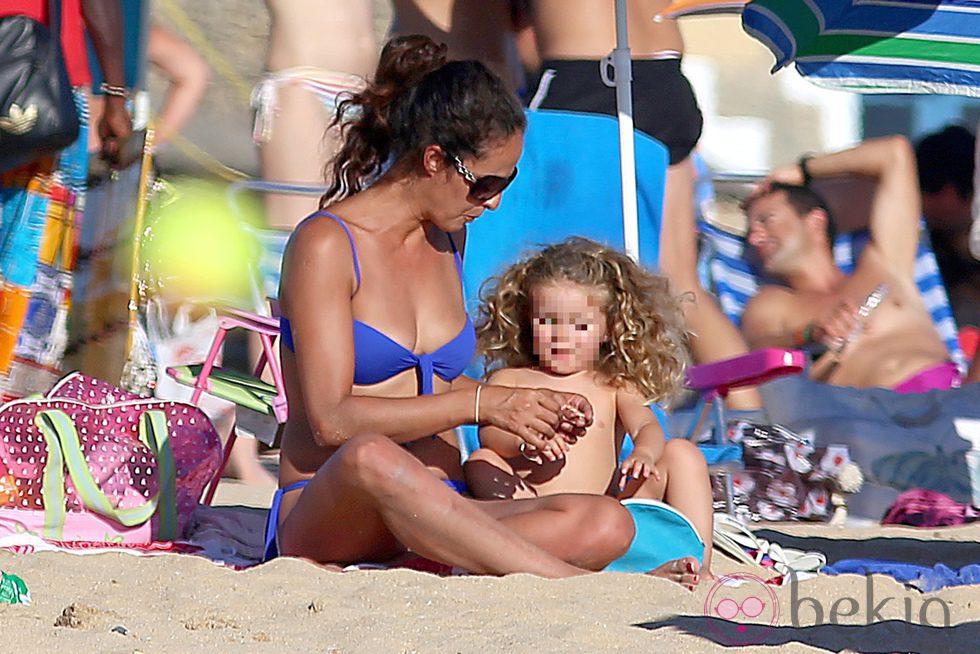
[0,373,222,543]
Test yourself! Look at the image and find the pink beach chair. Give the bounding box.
[166,305,287,504]
[165,180,323,502]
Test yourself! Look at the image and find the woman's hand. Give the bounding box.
[481,385,593,456]
[557,395,593,442]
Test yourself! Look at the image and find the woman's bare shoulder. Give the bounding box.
[286,210,359,258]
[280,211,362,310]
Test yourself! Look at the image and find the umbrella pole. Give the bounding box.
[125,125,156,360]
[612,0,640,261]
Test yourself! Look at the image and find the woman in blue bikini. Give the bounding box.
[268,35,700,582]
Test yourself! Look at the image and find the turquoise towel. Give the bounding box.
[605,499,704,573]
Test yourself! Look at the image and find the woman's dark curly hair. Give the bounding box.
[320,34,526,205]
[476,237,691,404]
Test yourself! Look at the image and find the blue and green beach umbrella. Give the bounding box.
[742,0,980,97]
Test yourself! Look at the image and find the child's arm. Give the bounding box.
[616,386,667,489]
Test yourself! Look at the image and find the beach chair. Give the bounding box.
[163,180,326,503]
[461,109,667,299]
[460,109,666,456]
[166,306,286,504]
[461,110,804,454]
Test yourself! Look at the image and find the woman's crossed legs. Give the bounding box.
[277,434,699,583]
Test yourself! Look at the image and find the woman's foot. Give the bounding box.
[646,555,701,589]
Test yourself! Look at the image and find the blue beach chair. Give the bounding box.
[461,112,802,457]
[460,108,668,451]
[462,109,667,311]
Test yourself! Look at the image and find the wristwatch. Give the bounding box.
[798,154,813,186]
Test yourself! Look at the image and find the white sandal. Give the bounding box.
[712,513,826,576]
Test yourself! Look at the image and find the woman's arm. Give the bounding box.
[146,24,210,147]
[477,369,532,459]
[280,219,575,449]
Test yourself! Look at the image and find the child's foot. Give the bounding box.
[646,555,701,588]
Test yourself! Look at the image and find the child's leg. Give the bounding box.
[464,448,537,500]
[620,439,715,576]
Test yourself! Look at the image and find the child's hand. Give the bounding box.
[557,394,593,442]
[618,454,662,491]
[519,433,568,464]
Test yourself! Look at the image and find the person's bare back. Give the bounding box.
[265,0,378,73]
[259,0,379,230]
[391,0,522,90]
[531,0,683,59]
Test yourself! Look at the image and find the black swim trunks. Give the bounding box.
[528,58,703,165]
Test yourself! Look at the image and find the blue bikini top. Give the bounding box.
[280,211,475,395]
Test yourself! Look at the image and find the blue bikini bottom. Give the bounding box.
[263,478,469,562]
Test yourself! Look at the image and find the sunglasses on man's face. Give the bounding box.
[449,154,518,202]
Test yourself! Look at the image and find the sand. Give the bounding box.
[2,478,977,654]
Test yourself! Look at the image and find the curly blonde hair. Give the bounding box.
[476,237,691,404]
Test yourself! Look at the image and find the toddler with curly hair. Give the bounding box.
[466,237,714,576]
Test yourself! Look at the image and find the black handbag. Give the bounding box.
[0,0,81,173]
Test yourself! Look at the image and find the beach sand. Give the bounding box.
[2,477,977,653]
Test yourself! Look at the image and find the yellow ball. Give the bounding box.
[144,179,262,303]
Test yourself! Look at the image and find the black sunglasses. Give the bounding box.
[449,154,518,202]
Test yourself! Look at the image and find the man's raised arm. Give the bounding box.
[803,136,921,272]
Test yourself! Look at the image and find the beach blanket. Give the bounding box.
[823,559,980,593]
[0,503,266,570]
[0,532,202,557]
